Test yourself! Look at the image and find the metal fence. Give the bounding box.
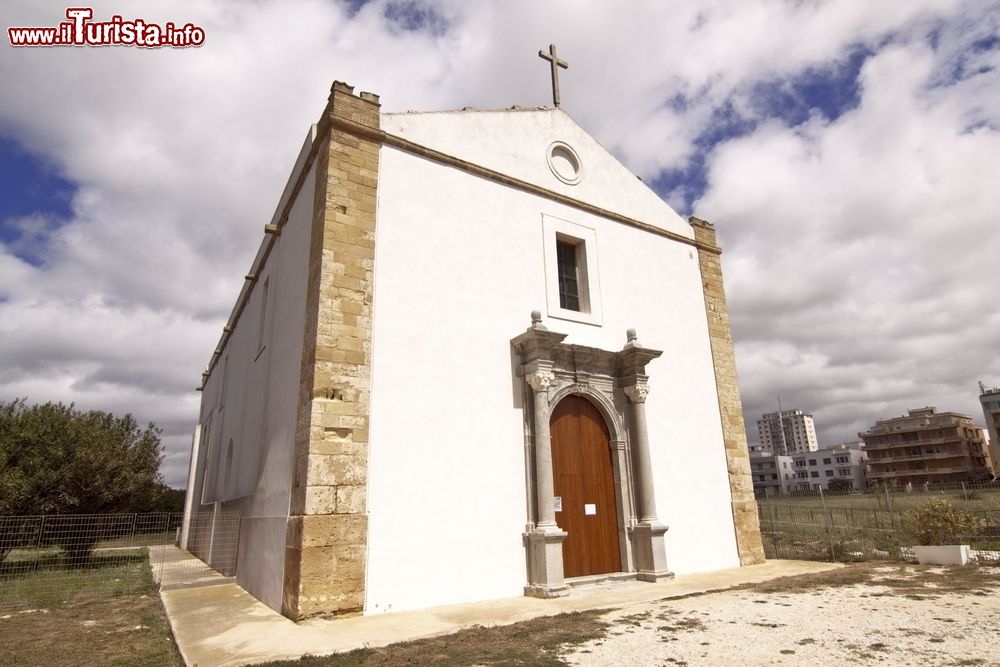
[757,481,1000,564]
[0,512,240,611]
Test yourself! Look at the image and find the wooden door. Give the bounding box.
[550,395,621,577]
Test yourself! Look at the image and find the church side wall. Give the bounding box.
[364,145,740,614]
[190,160,317,611]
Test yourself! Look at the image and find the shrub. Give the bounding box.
[902,498,981,545]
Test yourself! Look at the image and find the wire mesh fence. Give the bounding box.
[757,481,1000,564]
[0,512,240,611]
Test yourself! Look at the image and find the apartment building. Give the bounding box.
[786,442,868,492]
[750,451,793,496]
[757,409,819,455]
[861,407,993,486]
[979,382,1000,474]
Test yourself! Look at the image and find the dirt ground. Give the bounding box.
[562,563,1000,666]
[262,563,1000,667]
[0,592,182,667]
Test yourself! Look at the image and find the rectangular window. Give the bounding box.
[823,458,832,465]
[542,215,602,326]
[810,471,819,478]
[556,240,580,311]
[825,470,834,477]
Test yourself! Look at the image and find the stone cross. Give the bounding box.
[538,43,568,107]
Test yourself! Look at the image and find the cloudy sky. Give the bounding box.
[2,0,998,486]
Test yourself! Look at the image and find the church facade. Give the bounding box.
[181,82,764,621]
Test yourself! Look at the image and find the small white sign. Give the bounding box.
[554,496,562,512]
[584,503,597,516]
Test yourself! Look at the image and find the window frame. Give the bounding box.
[542,214,603,326]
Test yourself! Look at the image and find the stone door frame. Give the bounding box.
[511,312,672,598]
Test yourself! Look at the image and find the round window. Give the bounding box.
[546,141,582,185]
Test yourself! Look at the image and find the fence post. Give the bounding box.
[819,487,836,561]
[962,482,969,501]
[885,486,903,555]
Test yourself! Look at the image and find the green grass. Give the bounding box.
[0,549,183,666]
[758,487,1000,562]
[1,550,153,608]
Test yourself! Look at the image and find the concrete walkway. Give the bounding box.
[151,546,841,667]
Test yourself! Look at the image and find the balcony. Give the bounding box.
[868,466,974,479]
[867,450,964,465]
[863,435,962,450]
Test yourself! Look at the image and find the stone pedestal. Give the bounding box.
[524,529,570,598]
[630,522,673,582]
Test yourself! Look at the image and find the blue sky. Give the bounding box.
[1,0,999,486]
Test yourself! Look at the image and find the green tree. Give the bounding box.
[827,478,853,492]
[0,398,164,563]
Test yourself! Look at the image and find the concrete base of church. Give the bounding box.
[523,528,570,598]
[630,522,673,582]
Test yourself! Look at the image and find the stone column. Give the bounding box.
[522,366,569,598]
[511,312,569,598]
[620,330,672,582]
[623,382,658,524]
[527,369,558,529]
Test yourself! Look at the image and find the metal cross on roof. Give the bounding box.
[538,43,568,107]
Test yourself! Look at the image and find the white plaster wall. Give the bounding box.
[381,109,691,239]
[191,160,316,611]
[365,132,739,613]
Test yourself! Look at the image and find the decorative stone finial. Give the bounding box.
[530,310,547,331]
[626,328,637,343]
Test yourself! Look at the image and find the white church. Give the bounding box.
[181,72,764,620]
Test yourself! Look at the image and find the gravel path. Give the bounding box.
[562,565,1000,666]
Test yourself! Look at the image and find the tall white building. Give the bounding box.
[757,409,818,455]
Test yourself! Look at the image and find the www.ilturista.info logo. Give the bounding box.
[8,7,205,48]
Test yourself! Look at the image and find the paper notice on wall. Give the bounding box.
[584,503,597,515]
[554,496,562,512]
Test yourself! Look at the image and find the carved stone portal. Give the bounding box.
[511,312,672,597]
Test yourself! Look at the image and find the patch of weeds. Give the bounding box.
[617,611,652,626]
[261,609,611,667]
[869,642,889,652]
[797,638,816,645]
[658,617,706,633]
[778,649,795,655]
[741,562,1000,597]
[928,638,945,644]
[751,622,786,628]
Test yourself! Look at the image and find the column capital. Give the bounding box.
[623,382,649,404]
[526,369,556,392]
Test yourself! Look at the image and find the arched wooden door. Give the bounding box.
[550,395,622,577]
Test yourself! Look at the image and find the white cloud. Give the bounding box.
[696,16,1000,444]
